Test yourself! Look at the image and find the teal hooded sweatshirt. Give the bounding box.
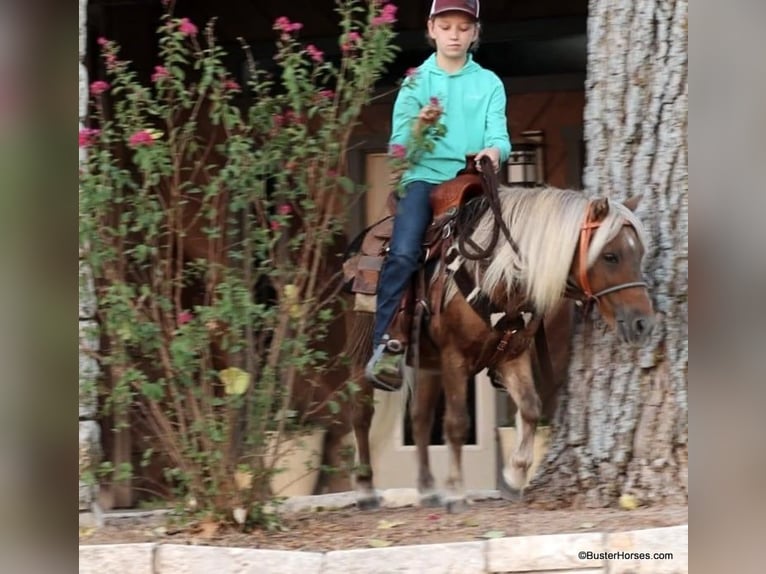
[390,53,511,186]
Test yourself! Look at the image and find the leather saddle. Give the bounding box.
[342,155,484,345]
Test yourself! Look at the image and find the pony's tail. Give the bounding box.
[345,310,375,367]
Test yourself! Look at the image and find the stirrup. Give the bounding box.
[365,341,404,392]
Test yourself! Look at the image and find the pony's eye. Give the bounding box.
[603,252,619,264]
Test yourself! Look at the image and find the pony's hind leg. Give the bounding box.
[497,349,541,497]
[410,369,442,507]
[440,354,471,513]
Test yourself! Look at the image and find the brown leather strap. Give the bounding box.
[429,238,450,334]
[485,328,517,368]
[578,201,601,299]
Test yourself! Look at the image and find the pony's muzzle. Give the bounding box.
[617,312,654,345]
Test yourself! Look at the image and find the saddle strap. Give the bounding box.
[429,237,452,334]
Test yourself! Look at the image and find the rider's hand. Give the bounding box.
[475,147,501,173]
[413,101,443,135]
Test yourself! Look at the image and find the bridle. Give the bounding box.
[565,200,649,306]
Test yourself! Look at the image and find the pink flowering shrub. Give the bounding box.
[79,2,399,523]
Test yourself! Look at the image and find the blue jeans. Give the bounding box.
[372,181,436,349]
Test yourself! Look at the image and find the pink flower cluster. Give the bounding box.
[178,18,198,37]
[151,65,169,83]
[306,44,324,63]
[273,109,300,128]
[128,130,155,147]
[177,310,193,326]
[90,81,110,96]
[389,143,407,159]
[96,37,118,68]
[342,31,362,52]
[79,127,101,148]
[271,203,294,231]
[274,16,304,34]
[372,3,397,26]
[223,79,241,91]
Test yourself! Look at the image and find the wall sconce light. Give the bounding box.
[507,130,545,187]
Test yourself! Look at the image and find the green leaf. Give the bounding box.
[479,530,506,539]
[368,538,393,548]
[219,367,251,395]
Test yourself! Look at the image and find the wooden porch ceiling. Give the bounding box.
[88,0,587,82]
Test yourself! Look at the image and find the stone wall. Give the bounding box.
[79,0,102,526]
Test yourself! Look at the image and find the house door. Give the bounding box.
[361,152,499,490]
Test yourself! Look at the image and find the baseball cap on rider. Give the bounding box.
[429,0,480,19]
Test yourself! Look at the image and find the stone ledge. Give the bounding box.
[79,543,155,574]
[155,545,324,574]
[323,540,486,574]
[605,524,688,573]
[79,524,688,574]
[487,531,604,572]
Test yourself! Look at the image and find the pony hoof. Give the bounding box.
[503,465,529,492]
[419,493,442,508]
[500,483,524,502]
[444,497,469,514]
[356,495,381,511]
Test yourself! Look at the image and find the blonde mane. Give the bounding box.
[444,187,647,315]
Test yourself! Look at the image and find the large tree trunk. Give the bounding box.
[527,0,688,508]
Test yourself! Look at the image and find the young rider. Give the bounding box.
[366,0,511,390]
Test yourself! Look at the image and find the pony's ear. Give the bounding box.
[591,197,610,221]
[623,194,642,212]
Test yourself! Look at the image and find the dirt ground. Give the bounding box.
[80,499,688,552]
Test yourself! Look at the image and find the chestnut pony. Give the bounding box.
[345,186,654,511]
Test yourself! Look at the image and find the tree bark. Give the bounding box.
[527,0,688,508]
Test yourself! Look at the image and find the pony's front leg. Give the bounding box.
[351,374,381,510]
[440,354,471,513]
[410,370,442,507]
[497,349,541,497]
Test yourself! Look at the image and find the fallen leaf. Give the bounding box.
[79,527,95,538]
[152,526,168,536]
[579,522,596,529]
[479,530,506,539]
[427,513,441,521]
[198,520,220,539]
[619,493,639,511]
[219,367,251,395]
[368,538,393,548]
[234,470,253,490]
[462,517,480,527]
[377,519,406,530]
